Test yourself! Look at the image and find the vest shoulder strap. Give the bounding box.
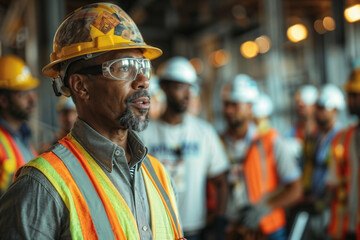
[142,155,182,238]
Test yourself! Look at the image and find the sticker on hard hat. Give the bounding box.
[91,11,120,34]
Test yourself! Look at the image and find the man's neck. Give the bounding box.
[160,109,184,125]
[320,120,335,135]
[297,117,317,135]
[227,120,250,141]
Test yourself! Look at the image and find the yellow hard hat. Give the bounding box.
[42,2,162,79]
[0,55,39,91]
[345,68,360,93]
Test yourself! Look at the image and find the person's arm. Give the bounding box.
[270,136,303,208]
[208,171,229,217]
[0,167,70,239]
[267,178,302,209]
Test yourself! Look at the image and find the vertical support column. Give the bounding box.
[36,0,65,126]
[26,0,65,149]
[263,0,288,132]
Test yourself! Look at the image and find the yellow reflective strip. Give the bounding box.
[0,129,16,163]
[0,129,16,190]
[27,159,84,240]
[68,135,140,240]
[141,167,175,240]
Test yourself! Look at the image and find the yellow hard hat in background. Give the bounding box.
[345,68,360,93]
[42,2,163,79]
[0,55,39,91]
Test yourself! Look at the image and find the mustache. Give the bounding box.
[125,90,150,104]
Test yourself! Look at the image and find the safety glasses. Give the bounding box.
[75,58,152,81]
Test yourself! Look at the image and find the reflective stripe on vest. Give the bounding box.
[22,134,182,239]
[0,126,26,192]
[244,128,286,234]
[142,155,182,239]
[328,126,356,239]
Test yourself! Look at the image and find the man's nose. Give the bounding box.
[131,72,149,90]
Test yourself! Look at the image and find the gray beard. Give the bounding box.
[118,107,149,132]
[118,90,150,132]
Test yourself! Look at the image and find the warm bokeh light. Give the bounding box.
[255,35,271,54]
[209,49,231,67]
[314,19,326,34]
[189,58,204,74]
[323,16,335,31]
[287,24,308,43]
[240,41,259,58]
[345,4,360,22]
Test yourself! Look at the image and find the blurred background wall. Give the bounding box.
[0,0,359,148]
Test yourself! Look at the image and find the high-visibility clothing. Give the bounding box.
[244,128,286,234]
[328,125,360,239]
[0,125,36,192]
[18,134,183,239]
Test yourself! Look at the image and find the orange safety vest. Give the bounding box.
[243,128,286,234]
[328,125,360,239]
[18,135,183,239]
[0,125,37,192]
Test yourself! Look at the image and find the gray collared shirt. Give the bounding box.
[0,118,154,239]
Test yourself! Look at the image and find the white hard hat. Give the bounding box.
[317,83,345,110]
[252,93,274,118]
[57,96,76,111]
[159,56,197,85]
[227,74,259,103]
[298,85,318,105]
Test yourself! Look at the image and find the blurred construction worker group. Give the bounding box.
[0,9,359,240]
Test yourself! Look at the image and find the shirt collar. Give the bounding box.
[71,118,148,172]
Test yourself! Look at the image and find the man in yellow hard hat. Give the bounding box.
[326,68,360,240]
[0,3,185,239]
[0,55,39,196]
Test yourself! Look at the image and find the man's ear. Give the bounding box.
[68,74,89,101]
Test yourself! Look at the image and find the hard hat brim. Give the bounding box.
[8,76,39,91]
[42,44,162,79]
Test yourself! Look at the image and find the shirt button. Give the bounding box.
[115,150,121,156]
[142,226,148,231]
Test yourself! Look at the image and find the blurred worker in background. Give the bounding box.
[252,92,274,134]
[148,75,166,119]
[0,55,38,196]
[0,3,185,239]
[285,85,319,169]
[40,96,77,152]
[326,68,360,240]
[221,74,302,240]
[140,56,230,240]
[294,83,345,240]
[289,85,319,142]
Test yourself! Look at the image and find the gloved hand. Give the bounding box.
[237,203,272,230]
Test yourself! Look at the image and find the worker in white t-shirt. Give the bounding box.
[140,56,230,240]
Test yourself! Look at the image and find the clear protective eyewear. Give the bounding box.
[75,58,152,81]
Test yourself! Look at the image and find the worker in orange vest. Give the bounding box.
[0,3,185,239]
[221,75,302,240]
[326,68,360,240]
[0,55,38,196]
